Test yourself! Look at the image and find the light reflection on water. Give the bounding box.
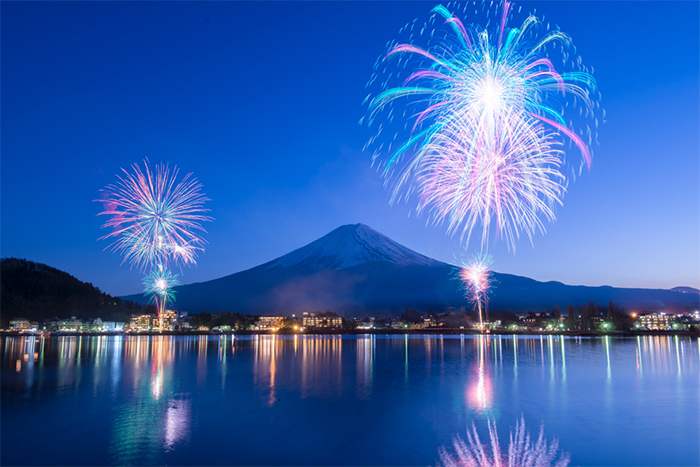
[1,334,699,466]
[466,336,493,415]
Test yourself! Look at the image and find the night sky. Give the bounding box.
[2,1,698,296]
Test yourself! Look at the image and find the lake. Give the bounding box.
[1,334,699,466]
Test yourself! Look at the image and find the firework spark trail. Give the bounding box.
[143,268,180,330]
[365,1,601,252]
[98,160,211,330]
[459,255,493,330]
[98,160,212,271]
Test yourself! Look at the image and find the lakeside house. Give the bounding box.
[303,312,342,329]
[4,307,699,334]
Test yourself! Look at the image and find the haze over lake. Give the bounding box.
[2,334,698,466]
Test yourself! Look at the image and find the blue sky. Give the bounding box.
[2,1,698,296]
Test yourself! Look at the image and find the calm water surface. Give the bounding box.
[2,334,699,466]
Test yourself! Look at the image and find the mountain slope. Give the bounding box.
[123,224,700,316]
[0,258,146,326]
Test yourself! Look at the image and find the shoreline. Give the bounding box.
[3,329,698,338]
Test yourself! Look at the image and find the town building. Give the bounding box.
[258,316,284,331]
[9,319,37,332]
[637,313,673,331]
[130,314,154,332]
[158,310,180,330]
[42,319,59,331]
[355,317,375,330]
[102,321,125,332]
[58,317,82,332]
[303,312,342,329]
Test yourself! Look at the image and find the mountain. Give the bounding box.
[0,258,148,327]
[262,223,436,270]
[123,224,700,316]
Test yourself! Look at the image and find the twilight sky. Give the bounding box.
[2,1,698,296]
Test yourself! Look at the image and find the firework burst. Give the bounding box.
[459,255,493,330]
[143,267,180,329]
[364,1,601,251]
[98,160,212,271]
[98,160,211,331]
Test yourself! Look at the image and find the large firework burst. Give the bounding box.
[98,160,211,330]
[98,160,211,271]
[364,1,601,251]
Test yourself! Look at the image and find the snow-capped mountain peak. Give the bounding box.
[264,223,438,271]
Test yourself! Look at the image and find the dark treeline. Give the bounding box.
[188,312,258,330]
[564,300,634,331]
[401,308,522,328]
[401,302,634,331]
[0,258,151,327]
[188,310,357,331]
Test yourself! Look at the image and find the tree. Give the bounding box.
[400,309,423,324]
[608,302,634,330]
[586,301,596,330]
[440,312,468,328]
[578,304,587,330]
[566,304,575,329]
[189,312,213,328]
[553,305,561,322]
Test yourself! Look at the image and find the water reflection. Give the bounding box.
[0,335,193,464]
[110,336,190,465]
[299,335,343,398]
[605,336,612,381]
[218,335,229,388]
[165,397,191,451]
[4,334,698,388]
[253,334,278,405]
[466,335,493,414]
[634,335,698,375]
[560,336,566,380]
[246,334,346,401]
[2,334,699,466]
[356,335,374,398]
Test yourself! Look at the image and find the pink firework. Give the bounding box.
[365,1,601,251]
[460,255,493,330]
[98,160,212,271]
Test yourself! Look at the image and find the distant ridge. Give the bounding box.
[671,286,700,295]
[122,224,700,316]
